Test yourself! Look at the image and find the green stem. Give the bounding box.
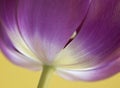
[37,65,54,88]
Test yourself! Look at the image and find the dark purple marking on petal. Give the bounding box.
[16,0,91,62]
[0,0,92,65]
[64,0,120,66]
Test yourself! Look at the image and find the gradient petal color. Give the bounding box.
[0,0,91,69]
[54,0,120,81]
[0,0,120,81]
[56,58,120,81]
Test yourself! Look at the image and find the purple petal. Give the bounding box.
[53,0,120,81]
[55,0,120,68]
[0,0,91,65]
[56,58,120,81]
[0,39,42,70]
[16,0,92,62]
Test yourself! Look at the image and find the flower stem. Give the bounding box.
[37,65,54,88]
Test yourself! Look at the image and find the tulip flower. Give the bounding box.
[0,0,120,88]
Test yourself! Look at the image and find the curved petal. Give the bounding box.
[0,24,41,70]
[54,0,120,69]
[0,0,91,64]
[0,40,42,70]
[56,58,120,81]
[16,0,91,63]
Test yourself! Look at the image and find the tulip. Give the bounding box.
[0,0,120,88]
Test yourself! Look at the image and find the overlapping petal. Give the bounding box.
[55,0,120,81]
[16,0,91,63]
[0,0,91,68]
[0,0,120,81]
[56,58,120,81]
[0,23,42,70]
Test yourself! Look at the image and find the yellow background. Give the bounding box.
[0,52,120,88]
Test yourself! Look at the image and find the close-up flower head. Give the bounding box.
[0,0,120,88]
